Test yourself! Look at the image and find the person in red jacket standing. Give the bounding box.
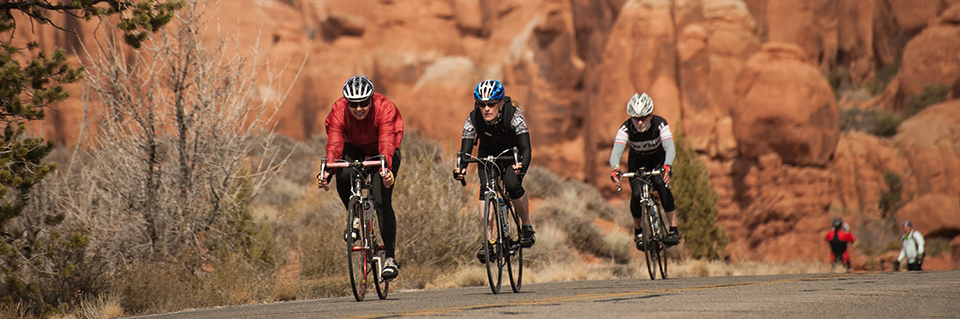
[825,218,856,270]
[317,74,404,280]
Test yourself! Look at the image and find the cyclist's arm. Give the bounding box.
[459,138,475,171]
[915,232,925,256]
[660,122,676,166]
[517,132,531,173]
[375,96,399,171]
[509,107,532,172]
[609,124,628,169]
[459,114,478,171]
[324,100,347,165]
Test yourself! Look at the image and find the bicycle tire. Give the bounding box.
[653,205,668,279]
[369,203,389,299]
[505,201,522,293]
[482,193,503,294]
[346,200,368,301]
[641,204,659,280]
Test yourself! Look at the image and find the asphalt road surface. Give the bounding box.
[131,270,960,318]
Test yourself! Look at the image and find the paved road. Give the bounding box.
[132,270,960,318]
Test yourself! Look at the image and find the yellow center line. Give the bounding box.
[344,273,860,319]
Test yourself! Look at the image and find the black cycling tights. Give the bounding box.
[629,174,675,219]
[335,143,401,259]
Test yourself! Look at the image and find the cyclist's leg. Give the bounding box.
[372,149,400,259]
[373,149,401,278]
[651,174,676,227]
[502,166,528,224]
[335,143,365,207]
[503,166,534,247]
[627,152,645,232]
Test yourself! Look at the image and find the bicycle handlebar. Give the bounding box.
[454,147,519,186]
[620,168,662,179]
[616,168,663,192]
[319,157,387,180]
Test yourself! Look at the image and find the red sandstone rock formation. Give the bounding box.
[15,0,960,268]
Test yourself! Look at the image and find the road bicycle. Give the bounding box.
[320,156,390,301]
[616,167,669,280]
[455,147,523,294]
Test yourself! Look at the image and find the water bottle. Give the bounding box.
[363,198,374,220]
[498,197,508,213]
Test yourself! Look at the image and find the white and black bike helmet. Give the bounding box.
[626,92,654,117]
[342,74,374,102]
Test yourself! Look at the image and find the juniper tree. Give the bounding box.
[672,133,728,260]
[0,0,182,310]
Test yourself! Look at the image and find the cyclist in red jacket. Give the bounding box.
[824,218,855,270]
[317,74,404,280]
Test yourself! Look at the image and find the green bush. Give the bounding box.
[672,133,728,260]
[867,62,900,95]
[878,172,903,218]
[902,85,950,118]
[925,237,951,257]
[869,112,902,137]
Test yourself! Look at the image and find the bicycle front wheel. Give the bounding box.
[369,205,389,299]
[653,205,668,279]
[505,202,522,293]
[641,204,659,280]
[482,194,503,294]
[346,200,369,301]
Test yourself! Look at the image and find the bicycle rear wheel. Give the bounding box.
[482,194,503,294]
[369,205,389,299]
[505,203,522,293]
[653,205,668,279]
[641,204,659,280]
[346,201,369,301]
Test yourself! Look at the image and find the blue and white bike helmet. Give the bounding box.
[473,80,504,101]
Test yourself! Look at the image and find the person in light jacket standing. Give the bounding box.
[897,220,925,271]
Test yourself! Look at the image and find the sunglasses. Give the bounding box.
[632,115,652,122]
[347,99,371,109]
[476,100,500,109]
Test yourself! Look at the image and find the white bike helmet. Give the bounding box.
[342,74,374,102]
[626,92,654,117]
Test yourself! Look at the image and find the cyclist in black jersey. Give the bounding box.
[454,80,536,263]
[609,93,680,250]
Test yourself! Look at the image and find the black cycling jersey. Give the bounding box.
[616,115,671,155]
[460,96,531,172]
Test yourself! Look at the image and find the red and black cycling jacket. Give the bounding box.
[324,92,404,171]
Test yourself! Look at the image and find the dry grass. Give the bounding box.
[75,293,125,319]
[9,131,859,317]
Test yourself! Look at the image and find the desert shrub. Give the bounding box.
[393,134,477,273]
[878,172,903,218]
[867,62,900,95]
[525,166,566,198]
[925,237,951,257]
[902,85,950,118]
[868,112,902,137]
[672,133,728,260]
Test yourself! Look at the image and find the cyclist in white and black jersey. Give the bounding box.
[609,92,680,250]
[454,80,536,263]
